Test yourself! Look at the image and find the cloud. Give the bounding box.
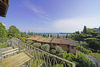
[23,0,51,21]
[52,17,100,32]
[20,17,100,33]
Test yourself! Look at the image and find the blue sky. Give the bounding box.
[0,0,100,33]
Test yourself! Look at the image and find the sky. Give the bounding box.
[0,0,100,33]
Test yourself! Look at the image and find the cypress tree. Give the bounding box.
[83,26,87,34]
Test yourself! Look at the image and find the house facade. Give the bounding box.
[27,36,77,54]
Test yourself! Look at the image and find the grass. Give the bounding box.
[90,53,100,60]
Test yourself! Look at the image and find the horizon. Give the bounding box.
[0,0,100,33]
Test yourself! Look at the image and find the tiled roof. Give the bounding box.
[27,36,76,46]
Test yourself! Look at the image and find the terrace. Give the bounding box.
[1,38,76,67]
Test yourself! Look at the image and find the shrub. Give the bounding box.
[55,46,64,53]
[90,53,100,60]
[77,45,92,54]
[0,42,9,49]
[80,41,88,48]
[33,43,41,48]
[50,49,56,54]
[26,40,33,45]
[41,44,50,52]
[76,52,94,67]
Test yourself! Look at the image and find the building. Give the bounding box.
[0,0,10,17]
[27,36,77,54]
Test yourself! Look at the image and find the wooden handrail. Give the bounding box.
[25,45,76,67]
[2,48,18,54]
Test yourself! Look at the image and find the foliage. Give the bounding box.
[76,41,92,54]
[41,44,50,52]
[54,64,63,67]
[0,42,9,48]
[26,40,33,45]
[80,41,88,47]
[20,37,26,42]
[85,38,100,52]
[50,49,56,54]
[83,26,87,34]
[70,33,84,41]
[87,28,94,34]
[76,52,94,67]
[77,45,92,54]
[55,46,64,53]
[90,53,100,60]
[0,23,7,42]
[20,32,28,38]
[71,26,100,53]
[33,43,41,48]
[8,25,20,38]
[27,32,34,36]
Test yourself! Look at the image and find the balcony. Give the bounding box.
[1,38,76,67]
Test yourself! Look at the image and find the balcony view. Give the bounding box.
[0,0,100,67]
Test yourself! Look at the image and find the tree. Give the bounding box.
[27,32,34,36]
[8,25,20,38]
[20,32,28,38]
[57,34,60,38]
[80,41,88,48]
[41,44,50,52]
[85,38,100,52]
[83,26,87,34]
[0,23,7,42]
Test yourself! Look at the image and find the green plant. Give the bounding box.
[50,49,56,54]
[0,23,8,42]
[33,43,41,48]
[8,25,20,38]
[26,40,33,45]
[55,46,64,53]
[41,44,50,52]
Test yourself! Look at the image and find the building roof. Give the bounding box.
[27,36,42,41]
[0,0,10,17]
[27,36,76,46]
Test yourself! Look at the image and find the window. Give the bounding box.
[72,46,74,49]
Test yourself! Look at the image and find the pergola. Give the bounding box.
[0,0,10,17]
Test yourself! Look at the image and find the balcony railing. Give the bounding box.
[9,38,76,67]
